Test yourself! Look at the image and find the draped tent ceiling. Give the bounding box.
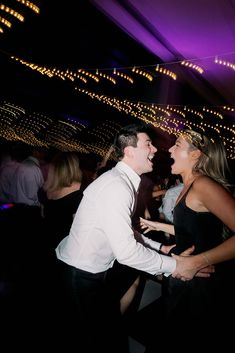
[92,0,235,105]
[0,0,235,159]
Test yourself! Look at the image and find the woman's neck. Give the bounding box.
[182,172,200,186]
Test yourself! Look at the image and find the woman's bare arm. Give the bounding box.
[139,217,175,235]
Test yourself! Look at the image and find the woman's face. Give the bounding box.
[168,136,192,174]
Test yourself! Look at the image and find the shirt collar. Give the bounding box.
[116,161,141,192]
[26,156,40,166]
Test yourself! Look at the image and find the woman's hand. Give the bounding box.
[139,217,175,236]
[139,217,162,234]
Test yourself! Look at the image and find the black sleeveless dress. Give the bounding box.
[144,185,235,351]
[161,184,230,330]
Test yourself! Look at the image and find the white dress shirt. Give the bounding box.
[11,156,44,206]
[56,161,176,276]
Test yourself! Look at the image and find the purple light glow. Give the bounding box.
[92,0,235,103]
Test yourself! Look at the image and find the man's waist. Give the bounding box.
[58,260,109,280]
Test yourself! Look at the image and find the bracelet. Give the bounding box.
[201,252,210,265]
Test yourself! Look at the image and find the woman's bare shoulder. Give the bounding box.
[193,175,220,193]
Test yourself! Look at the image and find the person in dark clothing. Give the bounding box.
[41,151,83,251]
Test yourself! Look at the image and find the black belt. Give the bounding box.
[59,260,108,280]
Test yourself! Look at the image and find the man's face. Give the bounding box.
[128,132,157,175]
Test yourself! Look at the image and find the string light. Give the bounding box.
[16,0,40,14]
[0,4,24,22]
[155,64,177,80]
[4,52,235,158]
[0,2,40,35]
[181,60,204,74]
[0,16,11,28]
[132,67,153,81]
[214,57,235,72]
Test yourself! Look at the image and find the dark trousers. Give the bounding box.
[57,261,129,353]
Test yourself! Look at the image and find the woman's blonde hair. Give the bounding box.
[182,129,234,239]
[44,152,82,192]
[182,129,232,189]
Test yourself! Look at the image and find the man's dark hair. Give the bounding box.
[113,123,153,159]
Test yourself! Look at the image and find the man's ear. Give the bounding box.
[124,145,134,158]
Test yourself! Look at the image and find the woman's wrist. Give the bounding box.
[159,243,164,252]
[194,253,210,270]
[155,222,162,231]
[200,252,210,266]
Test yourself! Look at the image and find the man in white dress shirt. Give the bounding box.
[55,123,202,352]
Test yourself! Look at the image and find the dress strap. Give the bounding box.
[175,181,194,206]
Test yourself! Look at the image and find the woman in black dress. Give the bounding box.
[140,129,235,347]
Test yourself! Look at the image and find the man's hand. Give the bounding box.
[171,246,215,281]
[195,265,215,277]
